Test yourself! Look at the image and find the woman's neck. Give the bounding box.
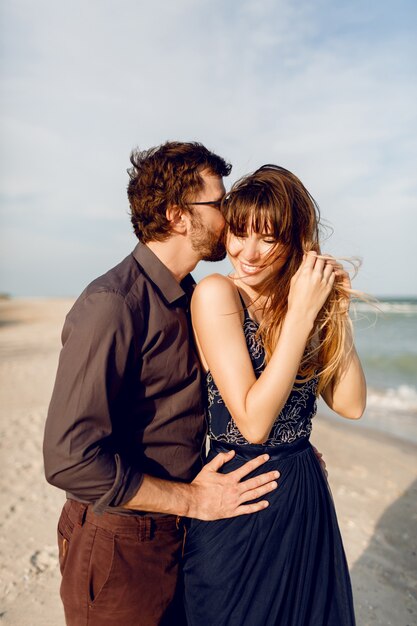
[230,275,270,323]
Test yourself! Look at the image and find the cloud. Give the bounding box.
[1,0,416,295]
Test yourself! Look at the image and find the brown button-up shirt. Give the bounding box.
[43,243,206,514]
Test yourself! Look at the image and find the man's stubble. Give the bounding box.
[190,213,227,263]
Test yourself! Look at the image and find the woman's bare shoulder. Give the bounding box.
[192,274,241,315]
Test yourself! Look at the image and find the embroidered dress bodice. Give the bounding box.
[206,299,318,446]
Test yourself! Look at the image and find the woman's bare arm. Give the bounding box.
[192,252,335,444]
[321,266,367,419]
[321,325,367,419]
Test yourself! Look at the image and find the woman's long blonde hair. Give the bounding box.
[222,164,357,395]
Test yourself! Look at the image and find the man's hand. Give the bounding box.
[187,450,279,520]
[312,445,328,479]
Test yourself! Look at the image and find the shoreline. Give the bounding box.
[316,408,417,455]
[1,298,416,625]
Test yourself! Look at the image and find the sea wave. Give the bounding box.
[367,384,417,413]
[353,301,417,315]
[363,354,417,376]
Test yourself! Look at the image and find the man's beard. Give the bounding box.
[190,215,226,262]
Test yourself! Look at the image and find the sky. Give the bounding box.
[1,0,416,297]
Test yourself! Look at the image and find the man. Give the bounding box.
[43,142,279,626]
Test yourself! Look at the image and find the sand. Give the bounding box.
[0,298,416,626]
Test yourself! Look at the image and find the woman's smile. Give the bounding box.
[238,260,264,275]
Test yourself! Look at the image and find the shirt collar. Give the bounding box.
[132,242,195,305]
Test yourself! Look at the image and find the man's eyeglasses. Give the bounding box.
[186,200,223,210]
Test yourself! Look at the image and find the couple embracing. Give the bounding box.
[43,141,366,626]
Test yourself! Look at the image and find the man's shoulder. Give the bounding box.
[83,250,148,309]
[65,250,149,332]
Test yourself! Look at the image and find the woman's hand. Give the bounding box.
[312,445,328,479]
[318,255,352,315]
[288,251,336,322]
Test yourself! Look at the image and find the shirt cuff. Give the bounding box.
[92,453,144,515]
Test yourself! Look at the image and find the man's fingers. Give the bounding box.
[239,480,278,503]
[230,501,270,516]
[205,450,235,471]
[238,470,279,492]
[230,454,270,481]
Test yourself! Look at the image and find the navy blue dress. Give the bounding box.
[183,304,356,626]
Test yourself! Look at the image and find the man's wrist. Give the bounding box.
[122,475,194,517]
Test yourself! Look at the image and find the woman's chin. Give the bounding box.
[237,271,265,286]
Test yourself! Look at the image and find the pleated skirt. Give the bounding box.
[183,437,355,626]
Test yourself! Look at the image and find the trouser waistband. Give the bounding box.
[64,499,182,535]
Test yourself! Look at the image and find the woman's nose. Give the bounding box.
[242,237,261,261]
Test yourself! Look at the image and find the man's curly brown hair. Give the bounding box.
[127,141,232,242]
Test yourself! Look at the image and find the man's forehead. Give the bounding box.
[200,170,226,194]
[200,168,223,181]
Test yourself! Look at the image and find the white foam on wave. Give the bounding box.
[367,384,417,413]
[353,301,417,315]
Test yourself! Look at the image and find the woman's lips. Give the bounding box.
[239,261,262,275]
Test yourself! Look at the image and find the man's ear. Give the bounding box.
[166,205,187,233]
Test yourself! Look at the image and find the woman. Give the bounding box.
[183,165,366,625]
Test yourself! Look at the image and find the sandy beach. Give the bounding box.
[0,298,416,626]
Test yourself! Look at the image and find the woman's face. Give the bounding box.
[226,226,288,287]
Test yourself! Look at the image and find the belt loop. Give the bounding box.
[145,517,152,541]
[137,516,152,541]
[77,503,88,527]
[137,517,144,542]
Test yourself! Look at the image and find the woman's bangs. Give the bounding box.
[224,188,287,242]
[223,196,252,235]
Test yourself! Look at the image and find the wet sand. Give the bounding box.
[0,298,416,625]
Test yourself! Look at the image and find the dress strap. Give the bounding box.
[237,289,252,322]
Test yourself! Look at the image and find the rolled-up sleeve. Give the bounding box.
[43,290,144,513]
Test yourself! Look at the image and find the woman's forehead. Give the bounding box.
[229,208,275,233]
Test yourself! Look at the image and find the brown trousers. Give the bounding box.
[58,499,186,626]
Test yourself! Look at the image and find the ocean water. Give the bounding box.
[320,298,417,444]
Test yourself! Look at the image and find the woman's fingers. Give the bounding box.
[323,262,335,282]
[304,250,318,269]
[327,271,336,288]
[304,253,335,285]
[313,256,326,275]
[303,252,338,280]
[289,251,338,317]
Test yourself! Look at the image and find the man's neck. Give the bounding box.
[146,238,198,282]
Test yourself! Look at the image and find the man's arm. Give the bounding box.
[43,291,143,512]
[44,290,279,518]
[123,452,280,520]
